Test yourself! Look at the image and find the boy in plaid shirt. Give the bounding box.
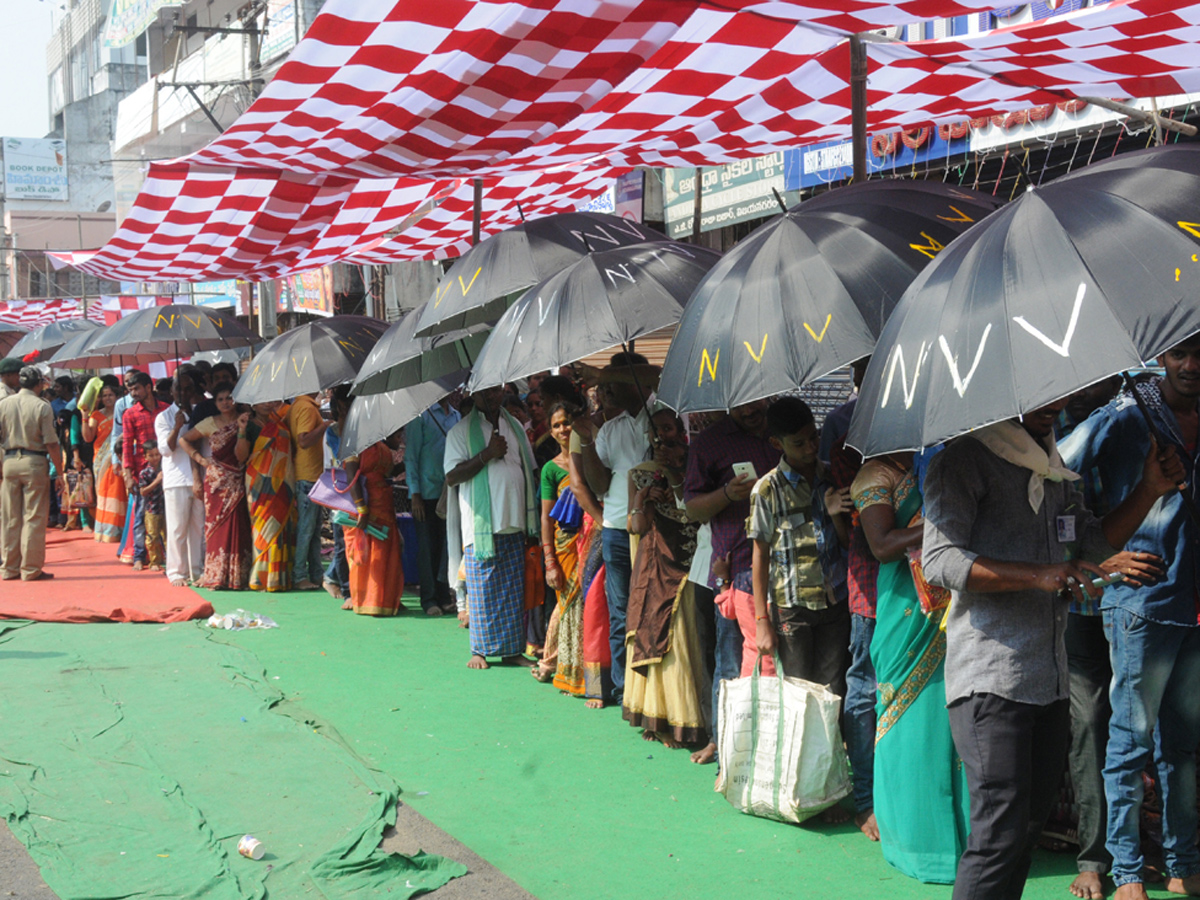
[139,440,166,571]
[746,397,851,692]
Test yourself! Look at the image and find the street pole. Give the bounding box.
[691,167,702,240]
[471,178,483,245]
[850,34,869,184]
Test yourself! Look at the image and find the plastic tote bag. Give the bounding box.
[717,653,851,824]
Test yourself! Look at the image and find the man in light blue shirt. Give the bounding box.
[406,395,461,615]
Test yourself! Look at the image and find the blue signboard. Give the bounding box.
[792,126,972,189]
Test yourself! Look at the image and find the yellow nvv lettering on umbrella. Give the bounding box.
[1177,221,1200,239]
[743,334,768,363]
[909,232,945,260]
[293,356,307,376]
[803,315,831,343]
[181,314,203,328]
[155,313,176,329]
[697,348,719,386]
[270,358,288,381]
[457,268,481,296]
[1175,254,1199,281]
[937,205,975,224]
[432,281,453,308]
[338,337,364,353]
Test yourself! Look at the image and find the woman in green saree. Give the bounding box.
[852,453,968,884]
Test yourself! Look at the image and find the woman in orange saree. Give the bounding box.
[344,435,405,616]
[239,402,295,592]
[82,380,126,543]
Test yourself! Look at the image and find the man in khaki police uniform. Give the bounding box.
[0,366,64,580]
[0,358,20,399]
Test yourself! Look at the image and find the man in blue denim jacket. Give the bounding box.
[1059,336,1200,900]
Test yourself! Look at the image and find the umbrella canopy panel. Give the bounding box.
[0,323,28,357]
[467,240,721,392]
[412,212,666,338]
[233,316,389,405]
[846,145,1200,457]
[352,304,490,397]
[9,319,101,363]
[341,370,468,459]
[656,180,1004,414]
[90,304,259,358]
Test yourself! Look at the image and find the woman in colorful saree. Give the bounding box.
[533,404,593,692]
[343,431,405,616]
[239,400,295,592]
[851,453,968,884]
[81,377,125,543]
[621,409,707,748]
[180,384,251,590]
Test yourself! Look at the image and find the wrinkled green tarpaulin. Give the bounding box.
[0,619,465,899]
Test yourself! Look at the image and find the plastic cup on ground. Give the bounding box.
[238,835,264,860]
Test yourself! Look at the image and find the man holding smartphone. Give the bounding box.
[683,400,780,766]
[922,396,1182,900]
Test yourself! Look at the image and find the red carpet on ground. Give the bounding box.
[0,530,214,623]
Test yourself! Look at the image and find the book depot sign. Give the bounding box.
[2,138,68,202]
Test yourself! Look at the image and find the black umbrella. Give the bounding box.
[351,304,489,396]
[0,322,27,357]
[466,241,721,391]
[88,304,258,359]
[48,325,117,368]
[656,180,1004,414]
[846,144,1200,458]
[9,319,101,363]
[412,212,666,338]
[341,370,467,459]
[232,316,389,404]
[47,324,173,369]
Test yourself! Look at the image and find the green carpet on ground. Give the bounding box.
[193,589,1106,900]
[0,616,464,900]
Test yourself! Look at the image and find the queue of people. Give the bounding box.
[0,358,411,616]
[440,343,1200,900]
[3,334,1199,900]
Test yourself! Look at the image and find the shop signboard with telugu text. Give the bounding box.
[3,138,68,201]
[258,0,298,65]
[191,280,242,309]
[663,154,798,238]
[104,0,185,48]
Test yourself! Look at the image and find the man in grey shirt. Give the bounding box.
[922,398,1181,900]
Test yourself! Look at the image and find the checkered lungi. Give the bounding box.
[465,531,526,658]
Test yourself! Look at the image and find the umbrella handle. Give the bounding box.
[1121,372,1200,526]
[622,342,659,445]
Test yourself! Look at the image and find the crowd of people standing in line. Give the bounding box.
[3,335,1200,900]
[424,344,1200,900]
[0,358,409,617]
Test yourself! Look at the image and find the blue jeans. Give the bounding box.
[293,480,324,585]
[131,490,147,565]
[1103,607,1200,885]
[844,613,877,814]
[324,524,349,593]
[601,527,632,699]
[712,611,744,755]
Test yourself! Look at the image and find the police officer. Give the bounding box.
[0,366,64,580]
[0,358,20,399]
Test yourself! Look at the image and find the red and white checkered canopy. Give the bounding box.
[54,0,1200,282]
